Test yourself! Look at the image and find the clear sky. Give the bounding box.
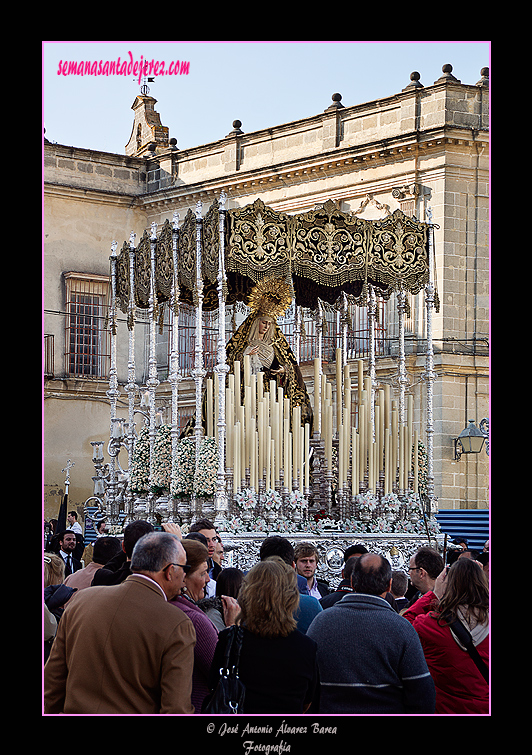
[43,41,490,155]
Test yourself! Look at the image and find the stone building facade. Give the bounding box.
[43,64,489,520]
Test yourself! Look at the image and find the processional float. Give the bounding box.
[87,193,443,579]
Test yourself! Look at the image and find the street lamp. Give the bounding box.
[454,419,487,461]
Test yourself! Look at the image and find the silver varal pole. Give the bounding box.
[147,223,160,514]
[169,211,183,520]
[214,191,229,527]
[315,300,324,438]
[397,289,407,425]
[424,207,437,512]
[193,202,206,501]
[126,232,137,516]
[368,285,376,439]
[106,240,120,511]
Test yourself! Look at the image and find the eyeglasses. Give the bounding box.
[408,566,421,572]
[166,562,191,574]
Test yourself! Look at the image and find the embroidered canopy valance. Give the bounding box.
[114,197,431,315]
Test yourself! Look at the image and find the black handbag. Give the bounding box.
[202,625,246,713]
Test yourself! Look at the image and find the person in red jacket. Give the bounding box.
[402,557,489,714]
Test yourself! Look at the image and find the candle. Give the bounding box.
[344,373,351,428]
[234,361,241,405]
[270,438,276,490]
[214,372,220,443]
[304,422,310,489]
[238,405,245,483]
[391,403,398,490]
[359,403,366,483]
[293,405,301,482]
[378,390,385,469]
[374,405,381,473]
[343,421,350,488]
[368,440,374,492]
[284,413,290,486]
[357,359,363,411]
[351,429,358,496]
[250,373,256,419]
[258,400,265,478]
[413,429,419,494]
[326,402,333,472]
[254,428,259,492]
[226,388,233,468]
[257,371,264,403]
[298,423,304,490]
[384,431,391,494]
[245,386,252,472]
[266,424,271,486]
[314,358,321,415]
[250,416,256,488]
[338,422,344,488]
[384,384,391,432]
[287,432,293,492]
[403,424,410,491]
[233,421,240,492]
[336,348,342,432]
[264,391,270,433]
[273,397,280,483]
[244,354,251,388]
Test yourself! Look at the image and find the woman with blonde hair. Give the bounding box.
[207,556,319,713]
[44,553,77,662]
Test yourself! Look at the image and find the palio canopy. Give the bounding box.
[113,197,432,316]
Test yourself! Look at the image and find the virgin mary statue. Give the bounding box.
[226,277,313,432]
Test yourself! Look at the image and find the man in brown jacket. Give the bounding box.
[44,531,196,715]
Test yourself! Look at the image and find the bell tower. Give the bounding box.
[125,88,169,157]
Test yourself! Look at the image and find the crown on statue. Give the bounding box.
[247,276,292,318]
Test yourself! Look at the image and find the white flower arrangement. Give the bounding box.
[381,492,401,513]
[355,491,378,512]
[224,515,268,534]
[261,488,282,510]
[171,437,196,497]
[340,517,365,533]
[151,424,172,493]
[195,436,218,497]
[170,436,218,497]
[234,488,258,512]
[129,425,150,494]
[369,517,396,533]
[287,490,308,510]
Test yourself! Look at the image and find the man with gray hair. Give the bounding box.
[44,532,196,714]
[307,552,436,714]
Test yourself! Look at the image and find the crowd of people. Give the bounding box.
[43,514,489,716]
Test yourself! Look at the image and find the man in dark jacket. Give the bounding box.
[307,552,435,714]
[319,554,357,608]
[91,520,154,586]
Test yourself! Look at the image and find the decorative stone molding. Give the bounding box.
[392,184,420,217]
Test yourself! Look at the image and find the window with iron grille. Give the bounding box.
[64,273,110,378]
